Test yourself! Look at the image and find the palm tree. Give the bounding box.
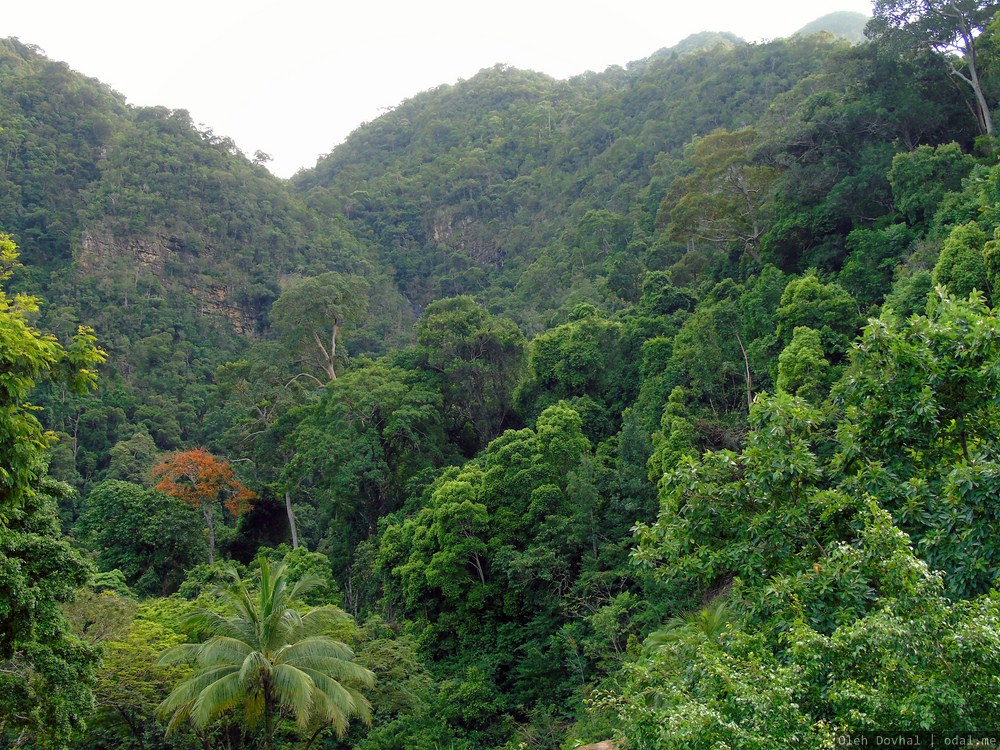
[157,557,374,750]
[642,599,736,711]
[643,598,734,653]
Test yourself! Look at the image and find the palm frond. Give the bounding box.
[163,701,193,737]
[197,635,255,667]
[181,608,241,640]
[304,672,373,736]
[292,606,349,639]
[276,635,355,665]
[272,663,317,729]
[192,671,250,728]
[644,599,735,653]
[307,698,349,738]
[288,571,327,600]
[298,664,373,724]
[340,684,373,725]
[160,665,239,710]
[157,643,201,665]
[293,656,375,685]
[158,664,240,732]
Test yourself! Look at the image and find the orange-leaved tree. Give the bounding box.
[152,449,255,564]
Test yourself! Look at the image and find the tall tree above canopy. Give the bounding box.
[270,272,369,384]
[661,128,778,263]
[867,0,998,135]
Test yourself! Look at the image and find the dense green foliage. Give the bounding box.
[6,7,1000,747]
[158,558,374,749]
[0,238,103,748]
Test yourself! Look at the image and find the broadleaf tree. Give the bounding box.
[868,0,998,135]
[0,233,105,748]
[270,272,369,384]
[152,449,256,564]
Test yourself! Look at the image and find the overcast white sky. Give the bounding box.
[4,1,874,178]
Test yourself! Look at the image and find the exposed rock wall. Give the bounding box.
[190,285,256,335]
[431,211,505,267]
[79,229,256,335]
[80,229,175,272]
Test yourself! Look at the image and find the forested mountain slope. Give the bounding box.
[0,37,409,475]
[293,34,863,325]
[4,6,1000,748]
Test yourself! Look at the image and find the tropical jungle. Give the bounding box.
[3,2,1000,748]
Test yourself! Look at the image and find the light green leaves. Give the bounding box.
[157,557,373,746]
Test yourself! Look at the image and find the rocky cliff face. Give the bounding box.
[431,211,505,267]
[79,228,257,335]
[79,229,176,272]
[190,285,256,335]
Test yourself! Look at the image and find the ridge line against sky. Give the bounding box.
[4,1,873,178]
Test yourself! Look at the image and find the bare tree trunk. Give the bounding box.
[310,329,338,381]
[204,506,216,565]
[966,49,993,136]
[471,552,486,585]
[735,331,753,413]
[285,490,299,549]
[944,26,994,136]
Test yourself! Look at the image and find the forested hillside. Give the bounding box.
[4,3,1000,748]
